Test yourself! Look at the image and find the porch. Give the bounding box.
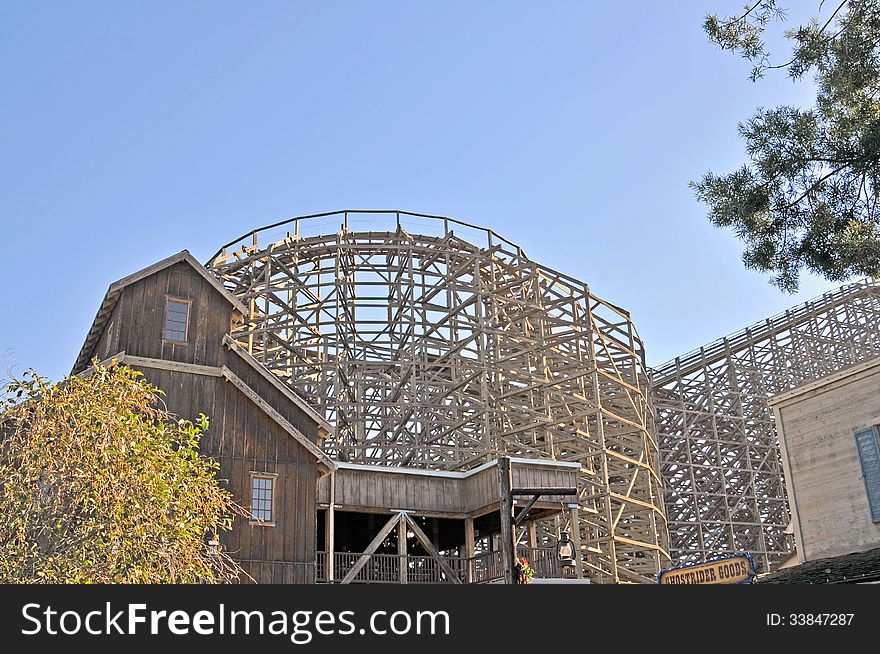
[316,457,582,584]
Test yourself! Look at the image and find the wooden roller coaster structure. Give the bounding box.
[207,209,880,580]
[208,210,670,583]
[652,278,880,572]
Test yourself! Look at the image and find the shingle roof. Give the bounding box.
[760,547,880,584]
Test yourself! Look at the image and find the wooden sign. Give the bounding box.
[658,554,755,585]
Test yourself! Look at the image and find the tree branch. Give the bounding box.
[784,165,848,208]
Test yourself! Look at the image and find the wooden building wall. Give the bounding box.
[93,260,320,583]
[320,468,467,517]
[774,359,880,562]
[317,459,579,517]
[222,349,319,444]
[94,261,234,368]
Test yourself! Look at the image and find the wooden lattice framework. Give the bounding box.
[207,210,669,583]
[652,279,880,572]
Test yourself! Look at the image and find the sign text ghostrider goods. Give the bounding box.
[658,554,755,585]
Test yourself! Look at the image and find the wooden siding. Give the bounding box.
[317,460,578,517]
[134,365,318,583]
[106,261,233,368]
[91,301,120,362]
[223,348,319,445]
[462,466,501,515]
[510,462,577,505]
[775,361,880,562]
[320,468,467,517]
[465,461,578,515]
[90,259,321,584]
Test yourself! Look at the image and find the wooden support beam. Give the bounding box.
[119,355,223,378]
[527,522,538,549]
[464,517,475,584]
[340,512,404,585]
[398,513,408,585]
[326,470,336,582]
[568,504,583,579]
[511,487,578,497]
[403,514,462,584]
[498,457,515,585]
[513,495,540,525]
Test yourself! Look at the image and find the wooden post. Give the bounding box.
[527,522,538,549]
[464,516,475,584]
[498,457,515,584]
[326,470,336,582]
[568,504,583,579]
[398,513,408,584]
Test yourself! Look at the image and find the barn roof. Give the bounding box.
[72,250,248,374]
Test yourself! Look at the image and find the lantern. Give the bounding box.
[557,531,575,567]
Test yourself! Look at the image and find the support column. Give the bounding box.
[398,514,408,584]
[498,457,515,584]
[568,504,583,579]
[326,471,336,582]
[464,516,475,584]
[527,522,538,549]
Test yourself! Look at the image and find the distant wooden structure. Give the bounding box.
[653,279,880,572]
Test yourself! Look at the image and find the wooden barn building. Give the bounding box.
[72,251,333,583]
[73,251,581,584]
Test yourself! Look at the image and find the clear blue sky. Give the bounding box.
[1,1,839,381]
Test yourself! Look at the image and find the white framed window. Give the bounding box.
[250,472,277,525]
[163,297,190,343]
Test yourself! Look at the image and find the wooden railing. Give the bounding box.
[316,547,562,584]
[316,551,469,584]
[408,554,467,584]
[517,546,563,579]
[470,550,505,583]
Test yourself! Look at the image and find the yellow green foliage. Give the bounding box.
[0,361,243,583]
